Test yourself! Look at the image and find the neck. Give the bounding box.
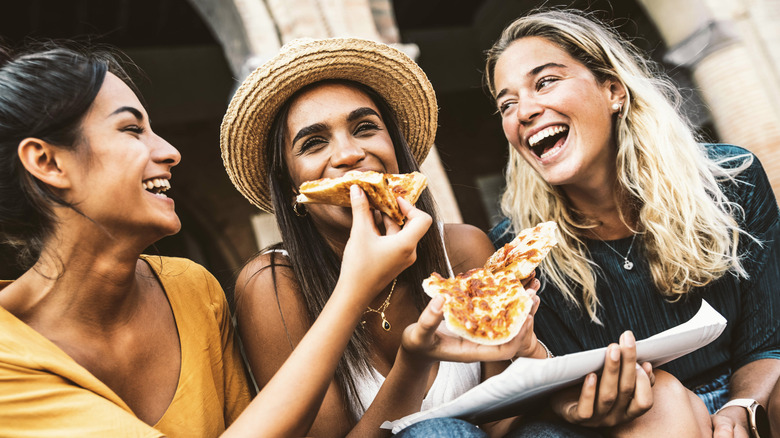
[7,224,150,330]
[562,175,635,240]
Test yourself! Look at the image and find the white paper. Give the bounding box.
[383,300,726,433]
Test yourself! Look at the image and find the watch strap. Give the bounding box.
[715,398,769,438]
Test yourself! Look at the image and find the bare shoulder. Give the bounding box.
[235,251,300,312]
[442,223,496,273]
[234,251,312,387]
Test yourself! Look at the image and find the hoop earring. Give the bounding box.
[292,200,307,217]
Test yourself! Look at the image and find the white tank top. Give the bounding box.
[350,222,480,419]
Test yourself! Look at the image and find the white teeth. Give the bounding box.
[528,125,568,148]
[142,178,171,192]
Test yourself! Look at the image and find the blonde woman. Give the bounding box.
[486,9,778,437]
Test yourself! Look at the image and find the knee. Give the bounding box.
[651,370,688,403]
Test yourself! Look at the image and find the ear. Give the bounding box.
[17,138,72,190]
[605,77,627,107]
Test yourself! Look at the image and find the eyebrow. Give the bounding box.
[292,123,327,147]
[291,107,381,146]
[347,107,380,122]
[495,62,568,100]
[108,106,144,121]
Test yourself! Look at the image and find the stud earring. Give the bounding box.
[612,102,622,112]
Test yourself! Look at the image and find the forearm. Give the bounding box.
[347,349,434,438]
[715,358,780,428]
[224,280,366,438]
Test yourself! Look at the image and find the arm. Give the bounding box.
[712,156,780,437]
[225,186,432,438]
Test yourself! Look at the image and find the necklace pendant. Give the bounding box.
[623,259,634,270]
[381,319,391,331]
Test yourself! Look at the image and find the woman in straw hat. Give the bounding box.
[485,9,779,437]
[0,41,455,438]
[220,37,667,437]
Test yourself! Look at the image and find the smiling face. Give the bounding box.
[65,72,182,242]
[493,36,625,190]
[282,82,398,234]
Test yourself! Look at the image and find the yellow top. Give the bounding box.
[0,256,251,437]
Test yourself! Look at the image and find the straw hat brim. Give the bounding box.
[220,37,438,213]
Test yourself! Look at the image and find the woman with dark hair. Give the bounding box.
[485,9,779,437]
[220,37,669,437]
[0,41,443,437]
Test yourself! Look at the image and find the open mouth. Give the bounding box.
[143,178,171,196]
[528,125,569,158]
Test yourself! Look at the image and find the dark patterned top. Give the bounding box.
[489,144,780,389]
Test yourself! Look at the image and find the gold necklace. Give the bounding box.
[362,278,397,331]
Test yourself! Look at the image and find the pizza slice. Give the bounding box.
[423,221,558,345]
[484,221,559,279]
[296,170,427,225]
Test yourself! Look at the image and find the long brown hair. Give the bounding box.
[251,79,448,419]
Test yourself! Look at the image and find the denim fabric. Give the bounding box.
[394,418,603,438]
[506,420,603,438]
[693,372,731,414]
[394,418,487,437]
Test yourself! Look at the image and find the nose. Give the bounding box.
[329,136,366,168]
[151,133,181,168]
[516,96,543,125]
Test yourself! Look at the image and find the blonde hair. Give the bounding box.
[485,10,751,322]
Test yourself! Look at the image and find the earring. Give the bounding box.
[292,200,307,217]
[612,102,622,112]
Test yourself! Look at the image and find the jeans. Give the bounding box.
[394,418,487,437]
[693,372,731,414]
[394,418,602,437]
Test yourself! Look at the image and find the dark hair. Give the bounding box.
[255,79,448,419]
[0,41,139,270]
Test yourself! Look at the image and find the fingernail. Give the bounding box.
[588,373,597,385]
[625,331,635,347]
[431,295,444,312]
[610,345,620,361]
[350,184,360,198]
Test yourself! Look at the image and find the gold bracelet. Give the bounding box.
[537,338,554,358]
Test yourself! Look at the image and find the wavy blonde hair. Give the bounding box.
[485,10,751,322]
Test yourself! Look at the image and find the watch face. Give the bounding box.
[752,403,770,438]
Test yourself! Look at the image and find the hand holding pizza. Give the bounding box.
[399,278,541,368]
[339,185,432,308]
[550,331,655,428]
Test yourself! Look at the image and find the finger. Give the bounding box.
[573,373,598,422]
[617,331,638,403]
[595,344,621,414]
[413,295,446,345]
[395,196,432,242]
[626,363,654,418]
[529,290,540,317]
[349,185,375,235]
[641,362,655,386]
[382,210,401,235]
[712,417,737,438]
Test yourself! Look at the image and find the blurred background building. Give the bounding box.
[2,0,779,298]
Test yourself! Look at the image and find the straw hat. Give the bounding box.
[220,37,438,213]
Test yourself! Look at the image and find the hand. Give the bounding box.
[400,295,526,367]
[551,331,654,427]
[711,408,751,438]
[508,278,547,359]
[340,187,432,306]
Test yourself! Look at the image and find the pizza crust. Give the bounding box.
[296,170,427,225]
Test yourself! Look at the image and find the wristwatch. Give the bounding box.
[715,398,770,438]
